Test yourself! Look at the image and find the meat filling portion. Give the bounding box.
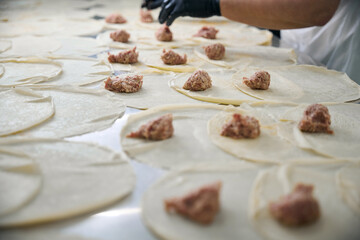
[155,25,173,42]
[269,183,320,227]
[161,49,187,65]
[183,70,212,91]
[298,104,333,134]
[203,43,225,60]
[104,75,143,93]
[105,13,127,24]
[243,71,271,90]
[110,30,130,43]
[140,9,154,23]
[221,113,260,139]
[108,47,139,64]
[126,114,174,141]
[193,26,219,39]
[164,182,222,225]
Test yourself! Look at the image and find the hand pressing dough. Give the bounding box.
[279,103,360,162]
[0,88,54,136]
[194,46,297,69]
[0,138,135,227]
[233,65,360,103]
[0,58,62,87]
[250,165,360,240]
[121,104,243,169]
[170,69,256,105]
[0,149,41,217]
[16,85,125,138]
[142,163,263,240]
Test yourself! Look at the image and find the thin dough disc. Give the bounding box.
[250,165,360,240]
[0,88,54,136]
[170,69,256,105]
[0,36,61,58]
[0,138,135,227]
[0,58,62,86]
[194,46,297,69]
[17,85,125,138]
[233,65,360,103]
[279,103,360,161]
[0,149,41,217]
[207,106,333,164]
[0,40,12,53]
[121,104,242,170]
[142,163,263,240]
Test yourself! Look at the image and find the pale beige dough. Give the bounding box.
[250,165,360,240]
[0,88,54,136]
[0,138,135,227]
[0,40,12,53]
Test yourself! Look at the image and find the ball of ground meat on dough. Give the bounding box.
[161,49,187,65]
[155,25,173,42]
[105,13,127,24]
[298,104,333,134]
[193,26,219,39]
[104,74,143,93]
[183,70,212,91]
[221,113,260,139]
[108,47,139,64]
[203,43,225,60]
[243,71,271,90]
[110,30,130,43]
[140,9,154,23]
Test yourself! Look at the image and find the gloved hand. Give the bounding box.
[141,0,163,10]
[142,0,221,26]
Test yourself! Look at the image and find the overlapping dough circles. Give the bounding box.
[250,165,360,240]
[233,65,360,103]
[279,103,360,162]
[0,138,135,227]
[0,88,54,136]
[121,104,242,169]
[16,86,125,138]
[207,104,334,164]
[0,58,62,86]
[142,163,263,240]
[0,149,41,217]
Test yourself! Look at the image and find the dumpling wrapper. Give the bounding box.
[0,149,41,217]
[0,40,12,53]
[233,65,360,103]
[279,103,360,162]
[0,58,62,86]
[194,46,297,69]
[142,163,264,240]
[0,88,54,136]
[207,105,334,164]
[0,138,135,227]
[250,165,360,240]
[170,69,257,105]
[16,85,125,138]
[121,104,242,170]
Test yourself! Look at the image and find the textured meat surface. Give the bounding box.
[126,114,174,140]
[164,182,222,225]
[110,30,130,43]
[161,49,187,65]
[155,25,173,42]
[221,113,260,139]
[108,47,139,64]
[104,75,143,93]
[193,26,219,39]
[183,70,212,91]
[298,104,333,134]
[105,13,127,24]
[269,183,320,227]
[243,71,271,90]
[140,9,154,23]
[203,43,225,60]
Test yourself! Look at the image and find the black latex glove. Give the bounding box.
[141,0,164,10]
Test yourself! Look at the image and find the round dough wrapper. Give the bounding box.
[194,46,297,69]
[233,65,360,103]
[0,149,41,217]
[0,40,12,53]
[121,104,243,170]
[0,138,135,227]
[0,20,59,37]
[99,73,200,109]
[0,88,54,136]
[142,163,264,240]
[207,106,333,164]
[17,85,125,138]
[250,165,360,240]
[0,58,62,86]
[170,69,257,105]
[0,36,61,58]
[279,103,360,162]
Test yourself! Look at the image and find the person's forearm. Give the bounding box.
[220,0,340,29]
